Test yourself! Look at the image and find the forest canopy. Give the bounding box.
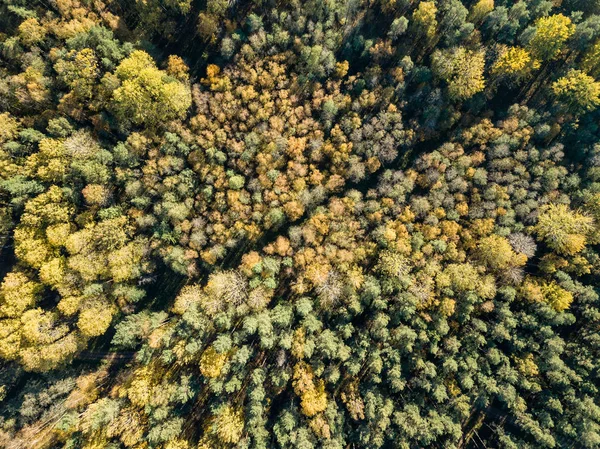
[1,0,600,448]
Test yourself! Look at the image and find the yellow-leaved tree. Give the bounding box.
[552,69,600,114]
[492,46,539,80]
[431,47,486,101]
[528,14,575,61]
[111,50,192,126]
[535,203,594,255]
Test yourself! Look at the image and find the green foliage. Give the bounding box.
[1,1,600,448]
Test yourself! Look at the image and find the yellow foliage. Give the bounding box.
[39,257,66,288]
[377,250,410,278]
[0,113,19,143]
[115,50,155,79]
[521,278,573,312]
[164,439,190,449]
[535,203,594,255]
[284,200,305,221]
[78,302,116,337]
[541,281,573,312]
[335,60,349,78]
[82,436,111,449]
[440,220,461,238]
[516,354,539,376]
[64,369,105,409]
[446,379,461,397]
[46,223,71,247]
[57,295,82,316]
[108,241,146,282]
[213,406,244,444]
[456,202,469,216]
[529,14,575,61]
[440,297,456,317]
[300,379,328,417]
[0,271,40,318]
[293,362,328,417]
[127,367,154,407]
[106,407,145,447]
[292,327,306,359]
[552,69,600,113]
[82,184,110,206]
[18,18,47,46]
[13,231,51,269]
[18,310,79,371]
[20,186,72,228]
[54,48,100,101]
[113,50,192,125]
[203,63,232,91]
[172,284,203,314]
[413,1,438,39]
[20,309,67,345]
[309,414,331,439]
[582,40,600,77]
[477,235,527,270]
[26,138,68,182]
[166,55,190,82]
[492,46,538,78]
[478,275,497,300]
[469,0,494,23]
[471,218,495,237]
[443,263,481,292]
[0,319,21,359]
[520,278,544,303]
[199,346,228,378]
[432,47,486,101]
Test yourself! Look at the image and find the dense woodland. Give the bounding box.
[1,0,600,447]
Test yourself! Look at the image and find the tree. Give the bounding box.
[2,0,600,447]
[0,271,40,318]
[54,49,100,101]
[552,69,600,113]
[582,40,600,78]
[66,26,133,70]
[477,235,527,271]
[166,55,190,82]
[535,203,594,255]
[199,346,228,378]
[491,46,538,80]
[197,12,219,41]
[528,14,575,61]
[412,1,438,41]
[212,405,244,444]
[111,50,192,126]
[293,363,328,417]
[77,302,117,337]
[431,47,486,100]
[17,18,46,46]
[469,0,494,24]
[388,17,409,41]
[540,281,573,312]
